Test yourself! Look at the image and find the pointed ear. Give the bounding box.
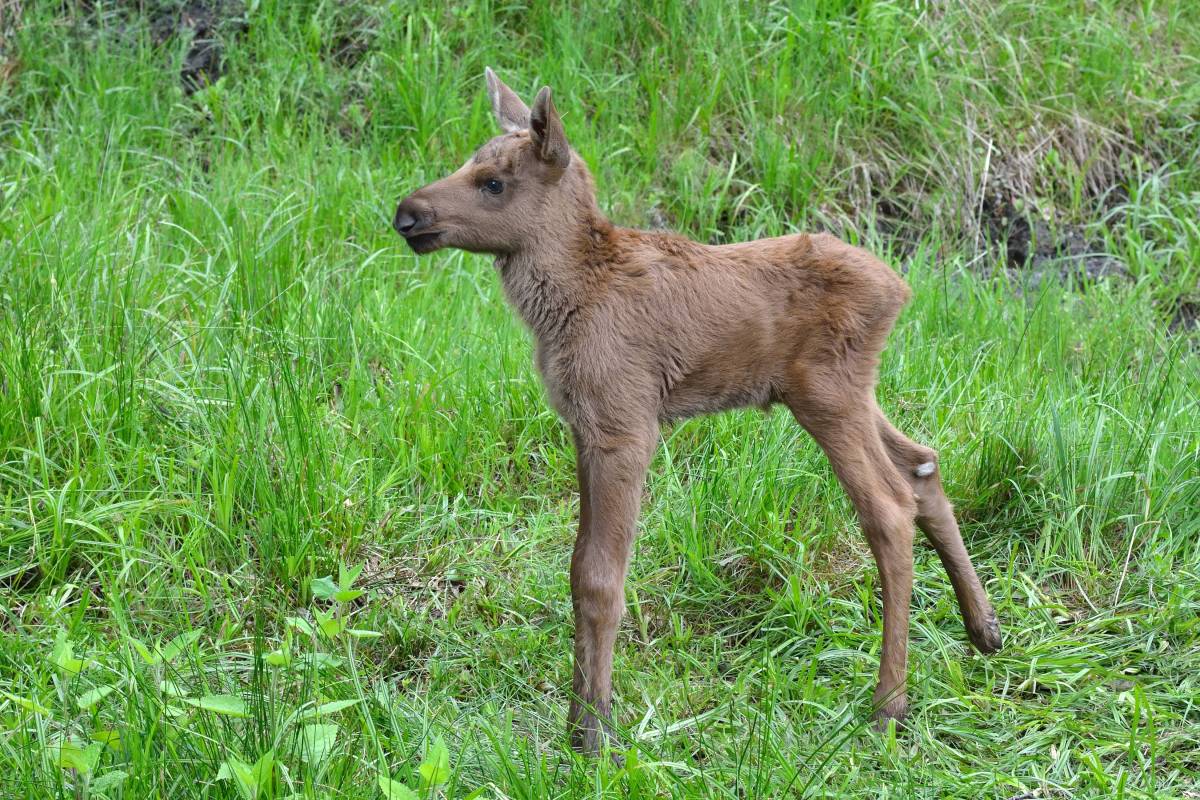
[485,67,530,134]
[529,87,570,170]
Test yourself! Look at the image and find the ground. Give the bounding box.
[0,1,1198,798]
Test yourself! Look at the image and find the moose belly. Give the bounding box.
[659,357,778,422]
[658,307,782,422]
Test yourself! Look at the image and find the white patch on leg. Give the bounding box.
[915,462,936,478]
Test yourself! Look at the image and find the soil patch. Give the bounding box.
[982,198,1129,288]
[145,0,245,92]
[1169,300,1199,335]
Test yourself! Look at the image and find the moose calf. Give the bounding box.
[393,69,1002,755]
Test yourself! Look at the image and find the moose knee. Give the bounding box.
[571,569,625,624]
[860,494,917,544]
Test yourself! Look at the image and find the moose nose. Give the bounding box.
[393,196,430,237]
[393,207,417,235]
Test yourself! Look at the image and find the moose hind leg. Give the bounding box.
[790,401,917,726]
[876,411,1001,654]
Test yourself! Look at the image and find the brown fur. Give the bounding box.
[393,69,1002,755]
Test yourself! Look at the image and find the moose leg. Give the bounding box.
[876,411,1002,654]
[567,426,656,755]
[790,400,917,726]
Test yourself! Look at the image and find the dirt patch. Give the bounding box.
[1,0,23,84]
[1,1,20,42]
[59,1,245,92]
[321,4,381,69]
[146,0,245,92]
[1169,300,1199,335]
[982,198,1129,288]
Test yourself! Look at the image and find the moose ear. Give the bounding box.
[485,67,530,133]
[529,87,570,170]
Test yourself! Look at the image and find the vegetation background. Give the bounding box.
[1,0,1198,797]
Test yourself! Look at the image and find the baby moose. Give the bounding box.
[393,69,1002,755]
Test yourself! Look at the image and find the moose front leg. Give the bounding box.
[567,426,656,755]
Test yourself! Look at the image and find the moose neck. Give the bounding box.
[494,172,614,343]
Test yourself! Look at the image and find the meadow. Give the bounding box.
[1,1,1198,797]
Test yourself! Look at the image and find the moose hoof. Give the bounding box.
[871,695,909,732]
[569,709,621,761]
[968,608,1003,655]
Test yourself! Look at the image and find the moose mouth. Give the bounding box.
[404,231,444,254]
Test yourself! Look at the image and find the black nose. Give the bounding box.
[394,196,434,239]
[393,204,418,235]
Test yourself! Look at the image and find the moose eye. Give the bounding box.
[482,179,504,195]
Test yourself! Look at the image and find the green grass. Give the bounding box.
[2,1,1199,797]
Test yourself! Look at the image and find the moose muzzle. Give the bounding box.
[393,194,442,253]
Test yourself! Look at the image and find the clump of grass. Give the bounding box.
[2,1,1198,798]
